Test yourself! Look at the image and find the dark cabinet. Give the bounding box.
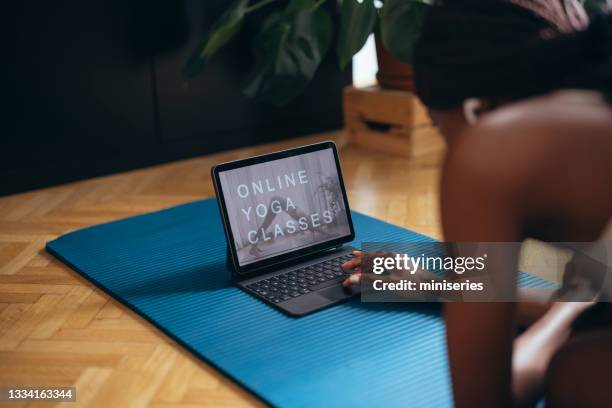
[1,1,350,196]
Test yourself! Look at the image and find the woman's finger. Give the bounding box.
[341,258,361,270]
[341,251,362,270]
[342,272,362,288]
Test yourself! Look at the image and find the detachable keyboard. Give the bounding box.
[246,253,355,303]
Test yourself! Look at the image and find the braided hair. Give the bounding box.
[413,0,612,110]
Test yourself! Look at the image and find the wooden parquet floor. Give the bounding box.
[0,129,445,407]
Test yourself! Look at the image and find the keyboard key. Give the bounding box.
[290,292,300,297]
[323,264,335,270]
[309,278,343,291]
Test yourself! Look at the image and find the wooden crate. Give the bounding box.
[343,85,443,157]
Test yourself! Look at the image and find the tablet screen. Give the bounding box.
[217,147,352,267]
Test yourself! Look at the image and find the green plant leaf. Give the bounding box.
[337,0,377,70]
[380,0,430,65]
[183,0,249,79]
[243,0,333,106]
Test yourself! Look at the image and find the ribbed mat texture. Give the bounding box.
[47,199,551,407]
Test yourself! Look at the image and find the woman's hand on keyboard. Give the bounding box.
[341,251,362,287]
[341,250,444,301]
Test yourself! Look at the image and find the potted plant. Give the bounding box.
[184,0,431,106]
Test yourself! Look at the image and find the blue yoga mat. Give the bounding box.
[47,199,551,407]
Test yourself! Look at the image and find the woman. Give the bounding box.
[343,1,612,406]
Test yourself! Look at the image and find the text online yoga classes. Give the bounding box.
[236,170,336,244]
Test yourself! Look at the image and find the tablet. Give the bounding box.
[212,141,355,275]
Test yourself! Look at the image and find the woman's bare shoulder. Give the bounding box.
[448,90,612,181]
[480,90,612,139]
[444,90,612,238]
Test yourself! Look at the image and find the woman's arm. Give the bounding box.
[512,301,593,406]
[441,129,526,407]
[440,123,595,407]
[445,303,516,407]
